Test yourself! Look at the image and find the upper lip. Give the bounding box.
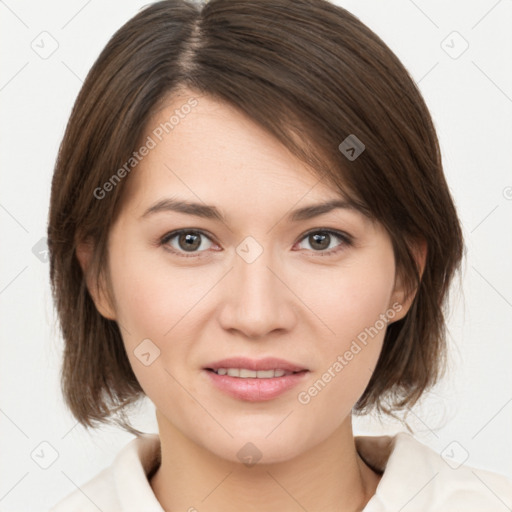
[204,357,308,372]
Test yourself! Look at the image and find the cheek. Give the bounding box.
[106,246,217,387]
[299,253,396,348]
[108,246,195,339]
[330,270,394,344]
[106,249,192,400]
[295,252,396,405]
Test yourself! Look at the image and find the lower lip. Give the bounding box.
[204,369,309,401]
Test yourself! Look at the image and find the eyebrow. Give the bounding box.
[140,197,362,223]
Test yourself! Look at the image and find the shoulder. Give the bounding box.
[49,434,163,512]
[49,466,119,512]
[359,432,512,511]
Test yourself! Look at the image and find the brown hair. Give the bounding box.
[47,0,464,435]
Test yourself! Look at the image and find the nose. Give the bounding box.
[217,243,297,340]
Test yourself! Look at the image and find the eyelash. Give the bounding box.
[158,228,353,259]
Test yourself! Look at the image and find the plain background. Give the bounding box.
[1,0,511,510]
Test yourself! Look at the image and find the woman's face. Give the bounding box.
[90,90,411,463]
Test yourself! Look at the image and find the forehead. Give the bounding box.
[121,91,347,212]
[152,93,316,177]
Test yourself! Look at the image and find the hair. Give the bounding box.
[47,0,464,436]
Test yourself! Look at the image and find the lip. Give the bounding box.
[204,357,308,373]
[203,357,309,402]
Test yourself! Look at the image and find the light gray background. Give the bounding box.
[1,0,511,511]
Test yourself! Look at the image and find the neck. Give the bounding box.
[150,413,381,512]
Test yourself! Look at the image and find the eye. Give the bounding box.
[159,228,353,258]
[160,229,217,258]
[295,229,352,256]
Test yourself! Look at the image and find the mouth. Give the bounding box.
[205,368,307,378]
[202,357,309,401]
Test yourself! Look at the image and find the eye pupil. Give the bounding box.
[179,232,201,251]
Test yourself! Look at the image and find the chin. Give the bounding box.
[210,439,303,466]
[197,423,318,466]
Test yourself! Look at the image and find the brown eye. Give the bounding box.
[160,229,215,257]
[308,232,331,251]
[176,232,202,252]
[296,229,352,256]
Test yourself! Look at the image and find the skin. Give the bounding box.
[77,89,425,512]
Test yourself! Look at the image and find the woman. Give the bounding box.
[47,0,512,510]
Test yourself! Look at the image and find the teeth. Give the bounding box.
[215,368,292,378]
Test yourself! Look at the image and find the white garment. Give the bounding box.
[50,431,512,511]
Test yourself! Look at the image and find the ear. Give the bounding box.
[75,236,117,321]
[387,238,427,323]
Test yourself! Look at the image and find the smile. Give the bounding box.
[209,368,300,378]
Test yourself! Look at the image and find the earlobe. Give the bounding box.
[388,238,427,323]
[75,237,117,321]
